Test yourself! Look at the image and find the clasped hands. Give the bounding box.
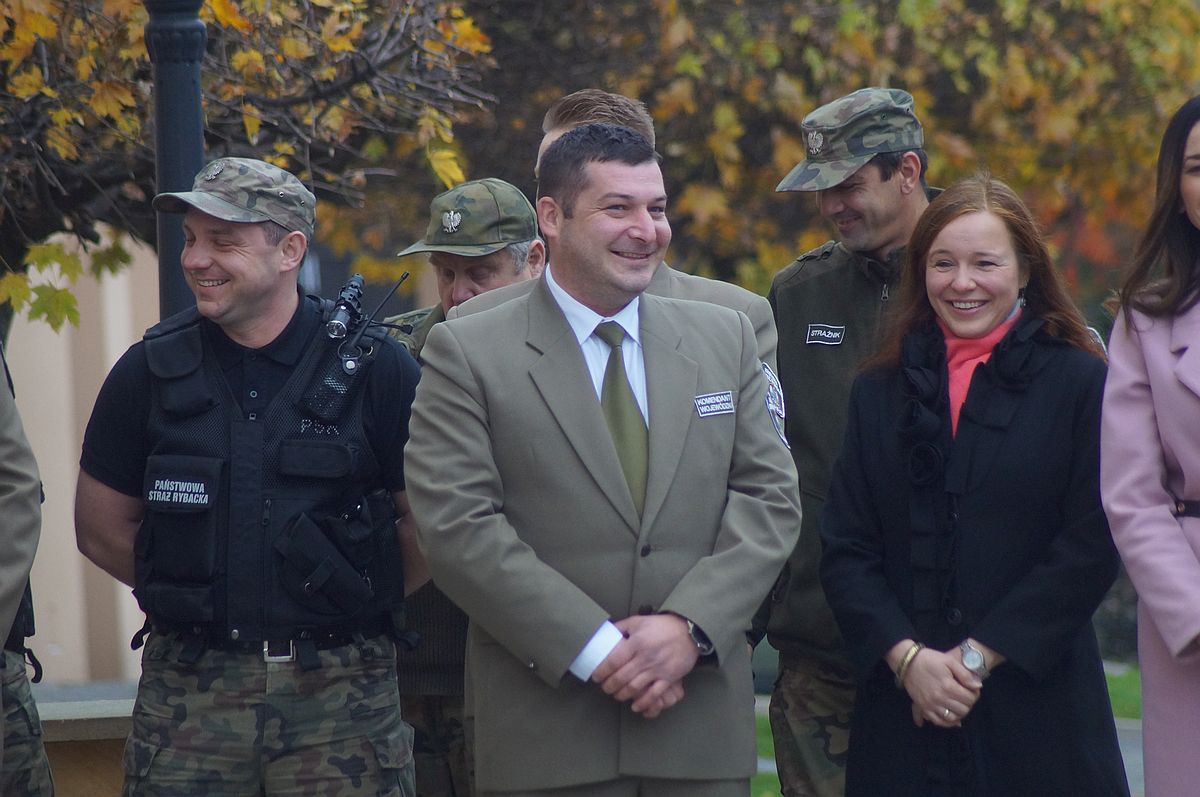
[888,637,1001,729]
[589,613,700,719]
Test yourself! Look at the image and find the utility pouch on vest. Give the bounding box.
[135,454,223,624]
[275,512,374,616]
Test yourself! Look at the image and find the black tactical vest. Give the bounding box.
[133,303,403,643]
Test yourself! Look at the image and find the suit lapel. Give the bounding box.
[639,296,699,533]
[526,279,641,532]
[1170,306,1200,400]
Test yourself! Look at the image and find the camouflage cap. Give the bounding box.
[398,178,537,258]
[776,87,923,192]
[152,157,316,239]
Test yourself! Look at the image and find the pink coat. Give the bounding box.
[1103,305,1200,797]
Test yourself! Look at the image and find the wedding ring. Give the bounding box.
[942,707,952,720]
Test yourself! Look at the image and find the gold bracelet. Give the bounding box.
[894,642,925,689]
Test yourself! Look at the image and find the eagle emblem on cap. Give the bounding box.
[441,210,462,234]
[202,161,227,181]
[806,130,824,156]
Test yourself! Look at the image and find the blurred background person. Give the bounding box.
[385,177,544,797]
[1102,94,1200,797]
[820,175,1128,796]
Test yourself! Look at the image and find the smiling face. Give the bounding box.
[537,158,670,316]
[181,208,303,346]
[816,161,913,261]
[924,210,1027,339]
[1182,120,1200,231]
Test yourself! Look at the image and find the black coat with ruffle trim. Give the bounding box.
[819,314,1129,797]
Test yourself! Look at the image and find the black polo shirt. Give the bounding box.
[81,294,419,497]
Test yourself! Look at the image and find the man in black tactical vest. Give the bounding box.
[75,157,424,795]
[0,345,53,795]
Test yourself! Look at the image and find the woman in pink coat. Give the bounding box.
[1102,93,1200,797]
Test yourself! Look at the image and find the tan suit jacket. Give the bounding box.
[406,279,800,791]
[449,263,778,370]
[0,353,40,641]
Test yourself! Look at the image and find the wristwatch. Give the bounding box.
[685,619,715,656]
[959,640,990,680]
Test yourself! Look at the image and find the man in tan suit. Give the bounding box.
[453,88,777,370]
[405,124,801,795]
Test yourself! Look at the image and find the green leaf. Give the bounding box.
[26,242,83,281]
[29,284,81,331]
[0,273,33,310]
[89,242,133,277]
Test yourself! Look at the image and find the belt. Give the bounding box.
[154,626,379,668]
[209,635,363,662]
[1174,500,1200,518]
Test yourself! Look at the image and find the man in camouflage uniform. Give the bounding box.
[388,178,545,358]
[385,177,544,797]
[76,157,422,795]
[0,346,54,795]
[763,88,935,797]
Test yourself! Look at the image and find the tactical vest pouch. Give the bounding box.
[299,340,371,423]
[275,512,373,616]
[144,321,217,418]
[139,455,223,584]
[278,439,355,479]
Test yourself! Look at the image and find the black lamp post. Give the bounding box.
[144,0,206,319]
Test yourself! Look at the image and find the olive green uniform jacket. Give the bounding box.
[760,241,902,663]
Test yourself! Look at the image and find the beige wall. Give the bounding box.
[7,235,159,683]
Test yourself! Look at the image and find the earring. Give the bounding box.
[1018,286,1027,307]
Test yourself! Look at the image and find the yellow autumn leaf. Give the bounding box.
[449,16,491,53]
[243,103,262,143]
[232,50,265,77]
[677,184,729,226]
[45,126,79,160]
[9,70,47,99]
[326,34,355,53]
[0,273,33,311]
[280,35,314,59]
[89,80,136,118]
[75,54,97,81]
[211,0,252,32]
[428,147,466,189]
[50,107,82,127]
[21,9,57,40]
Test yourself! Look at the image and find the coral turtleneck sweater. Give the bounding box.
[938,311,1021,436]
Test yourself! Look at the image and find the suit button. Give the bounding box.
[946,608,963,626]
[640,544,652,557]
[527,660,536,670]
[637,604,653,615]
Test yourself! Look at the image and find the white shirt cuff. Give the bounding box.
[568,620,623,681]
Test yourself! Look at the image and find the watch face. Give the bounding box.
[962,646,985,671]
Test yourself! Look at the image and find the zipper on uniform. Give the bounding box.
[881,282,890,302]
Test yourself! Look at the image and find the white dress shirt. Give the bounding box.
[544,267,646,680]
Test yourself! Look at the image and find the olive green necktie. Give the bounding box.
[594,321,647,515]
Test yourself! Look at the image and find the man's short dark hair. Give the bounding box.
[870,149,929,190]
[260,220,290,246]
[538,123,658,217]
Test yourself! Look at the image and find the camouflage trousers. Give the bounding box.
[123,631,415,796]
[1,649,54,796]
[769,654,854,797]
[399,694,472,797]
